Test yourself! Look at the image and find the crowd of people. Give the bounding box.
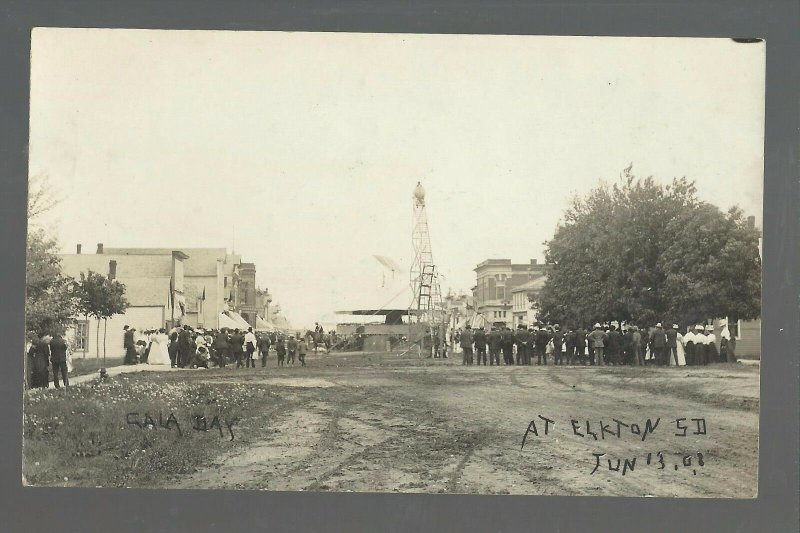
[25,323,331,390]
[26,317,739,389]
[444,321,737,367]
[123,324,325,370]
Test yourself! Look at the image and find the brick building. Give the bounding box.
[472,259,551,328]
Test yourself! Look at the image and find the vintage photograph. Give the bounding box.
[24,29,763,497]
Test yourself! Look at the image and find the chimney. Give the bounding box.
[108,260,117,280]
[76,244,82,254]
[747,216,756,229]
[96,243,104,254]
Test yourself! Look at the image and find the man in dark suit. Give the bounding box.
[514,325,529,365]
[177,325,194,368]
[488,327,502,366]
[49,333,69,388]
[460,325,474,365]
[534,326,551,365]
[649,323,667,366]
[501,327,514,365]
[605,325,622,365]
[473,327,488,365]
[665,324,679,366]
[230,328,245,368]
[257,333,272,367]
[212,328,229,367]
[574,326,587,365]
[167,327,179,367]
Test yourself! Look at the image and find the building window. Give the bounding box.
[496,287,505,300]
[74,320,88,351]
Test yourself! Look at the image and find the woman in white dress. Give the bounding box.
[147,328,172,366]
[674,324,687,366]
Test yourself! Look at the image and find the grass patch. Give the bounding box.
[23,372,280,488]
[70,356,125,377]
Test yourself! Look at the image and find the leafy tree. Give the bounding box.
[73,271,129,357]
[538,167,761,328]
[25,229,77,340]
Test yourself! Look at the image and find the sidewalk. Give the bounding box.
[48,363,180,388]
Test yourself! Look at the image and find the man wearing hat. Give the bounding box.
[501,326,515,365]
[474,326,488,366]
[630,326,644,366]
[665,324,679,366]
[514,325,529,366]
[487,326,502,366]
[574,325,588,365]
[564,327,576,365]
[286,334,298,365]
[460,325,474,365]
[649,323,666,366]
[605,324,622,365]
[587,323,607,366]
[534,325,550,365]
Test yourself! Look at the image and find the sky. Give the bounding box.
[29,29,765,328]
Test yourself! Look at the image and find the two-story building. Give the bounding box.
[472,259,551,328]
[103,247,242,329]
[59,244,189,358]
[511,275,548,327]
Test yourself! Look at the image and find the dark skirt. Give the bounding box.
[124,346,138,365]
[694,343,707,365]
[706,342,719,364]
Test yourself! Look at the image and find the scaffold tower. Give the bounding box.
[410,182,445,338]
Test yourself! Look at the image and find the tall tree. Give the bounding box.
[538,167,761,327]
[73,271,129,357]
[25,229,77,340]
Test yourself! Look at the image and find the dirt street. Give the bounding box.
[160,351,759,497]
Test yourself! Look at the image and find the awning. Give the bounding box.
[218,312,240,330]
[218,311,251,330]
[256,316,277,332]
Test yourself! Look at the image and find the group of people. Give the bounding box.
[26,333,72,389]
[124,324,312,369]
[449,320,736,367]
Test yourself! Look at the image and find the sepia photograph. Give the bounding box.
[23,29,764,497]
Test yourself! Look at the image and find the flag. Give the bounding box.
[169,277,174,308]
[202,287,206,301]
